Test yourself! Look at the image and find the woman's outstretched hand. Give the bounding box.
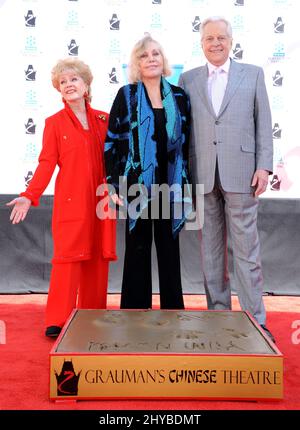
[6,196,31,224]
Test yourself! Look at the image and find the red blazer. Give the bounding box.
[21,102,117,264]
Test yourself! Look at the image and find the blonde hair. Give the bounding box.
[51,57,93,102]
[128,33,172,84]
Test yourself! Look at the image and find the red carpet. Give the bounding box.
[0,295,299,410]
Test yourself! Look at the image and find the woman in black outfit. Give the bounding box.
[104,34,192,310]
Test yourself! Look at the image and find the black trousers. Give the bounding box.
[120,216,184,310]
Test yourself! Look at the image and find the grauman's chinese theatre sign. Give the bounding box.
[49,310,283,400]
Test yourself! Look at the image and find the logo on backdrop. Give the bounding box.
[270,174,281,191]
[232,43,243,60]
[24,10,36,27]
[274,17,284,33]
[273,0,289,5]
[191,40,202,58]
[273,147,283,171]
[234,0,244,5]
[273,70,283,86]
[25,65,36,81]
[232,15,244,31]
[25,118,36,134]
[272,123,282,139]
[271,42,285,61]
[24,171,33,188]
[66,10,79,28]
[109,14,120,30]
[109,39,121,55]
[25,90,37,107]
[68,39,79,56]
[192,16,201,32]
[152,0,162,4]
[55,360,81,396]
[109,67,119,84]
[271,95,284,111]
[24,142,38,162]
[24,36,37,54]
[151,13,162,29]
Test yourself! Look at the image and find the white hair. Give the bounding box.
[200,16,233,39]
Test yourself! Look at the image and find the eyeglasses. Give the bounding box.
[203,36,230,44]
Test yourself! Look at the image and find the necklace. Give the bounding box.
[74,111,89,129]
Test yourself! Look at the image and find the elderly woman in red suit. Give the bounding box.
[7,58,117,337]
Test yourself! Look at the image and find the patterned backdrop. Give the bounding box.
[0,0,299,197]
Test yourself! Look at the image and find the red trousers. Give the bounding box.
[45,255,109,327]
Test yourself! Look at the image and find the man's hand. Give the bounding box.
[251,169,269,197]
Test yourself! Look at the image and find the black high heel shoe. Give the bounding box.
[45,326,62,338]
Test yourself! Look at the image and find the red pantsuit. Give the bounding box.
[21,101,117,328]
[46,256,109,327]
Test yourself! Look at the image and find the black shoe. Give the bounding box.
[45,326,62,338]
[260,324,276,344]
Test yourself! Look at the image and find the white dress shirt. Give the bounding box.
[207,57,231,115]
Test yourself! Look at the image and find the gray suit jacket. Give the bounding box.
[179,59,273,194]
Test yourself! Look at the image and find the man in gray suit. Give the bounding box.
[179,16,275,342]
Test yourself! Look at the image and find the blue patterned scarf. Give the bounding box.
[124,77,191,234]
